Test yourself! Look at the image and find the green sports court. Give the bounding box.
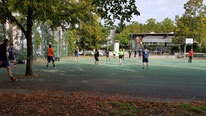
[0,57,206,99]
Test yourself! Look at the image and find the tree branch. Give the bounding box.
[2,0,27,34]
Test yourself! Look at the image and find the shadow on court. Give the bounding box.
[0,58,206,100]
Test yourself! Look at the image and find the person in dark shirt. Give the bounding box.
[0,39,16,81]
[134,50,137,57]
[94,49,99,66]
[74,46,79,63]
[142,47,149,69]
[128,49,132,58]
[105,48,110,62]
[8,43,17,68]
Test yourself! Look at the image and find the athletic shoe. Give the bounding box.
[53,66,56,68]
[10,77,17,81]
[142,67,145,69]
[147,67,149,69]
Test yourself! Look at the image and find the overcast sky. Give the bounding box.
[131,0,206,24]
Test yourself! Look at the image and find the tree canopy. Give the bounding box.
[175,0,206,47]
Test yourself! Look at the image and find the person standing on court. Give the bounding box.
[188,49,194,63]
[74,46,79,63]
[128,49,132,58]
[134,50,137,57]
[118,49,124,65]
[8,43,17,69]
[112,50,116,58]
[94,48,100,66]
[47,45,56,68]
[138,47,143,60]
[105,48,110,62]
[0,39,17,81]
[142,47,149,69]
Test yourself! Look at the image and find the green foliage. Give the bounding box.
[64,30,77,56]
[176,103,206,114]
[114,29,130,48]
[174,0,206,48]
[115,21,127,34]
[76,15,109,50]
[107,101,143,115]
[159,18,176,33]
[144,18,157,33]
[93,0,140,23]
[107,45,114,51]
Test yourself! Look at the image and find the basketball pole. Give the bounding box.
[184,44,186,58]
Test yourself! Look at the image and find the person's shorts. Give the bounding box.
[48,56,54,62]
[9,54,16,60]
[106,54,109,57]
[95,57,99,61]
[143,58,149,63]
[139,53,142,56]
[75,53,79,57]
[0,60,10,68]
[113,54,115,56]
[119,55,123,59]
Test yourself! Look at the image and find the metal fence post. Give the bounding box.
[3,23,6,40]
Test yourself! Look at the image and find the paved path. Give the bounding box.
[0,57,206,99]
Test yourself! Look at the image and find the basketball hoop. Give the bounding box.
[186,38,193,45]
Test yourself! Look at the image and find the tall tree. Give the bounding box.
[77,15,108,50]
[160,18,175,33]
[114,29,130,48]
[144,18,157,33]
[175,0,206,46]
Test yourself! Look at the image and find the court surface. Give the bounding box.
[0,57,206,99]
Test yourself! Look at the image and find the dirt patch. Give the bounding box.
[0,91,206,116]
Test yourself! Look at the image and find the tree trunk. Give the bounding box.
[25,6,33,76]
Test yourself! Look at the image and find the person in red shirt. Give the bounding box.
[47,45,56,68]
[188,49,194,63]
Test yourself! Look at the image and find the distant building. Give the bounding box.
[130,33,175,53]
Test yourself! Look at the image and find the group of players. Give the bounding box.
[0,39,195,82]
[72,43,149,69]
